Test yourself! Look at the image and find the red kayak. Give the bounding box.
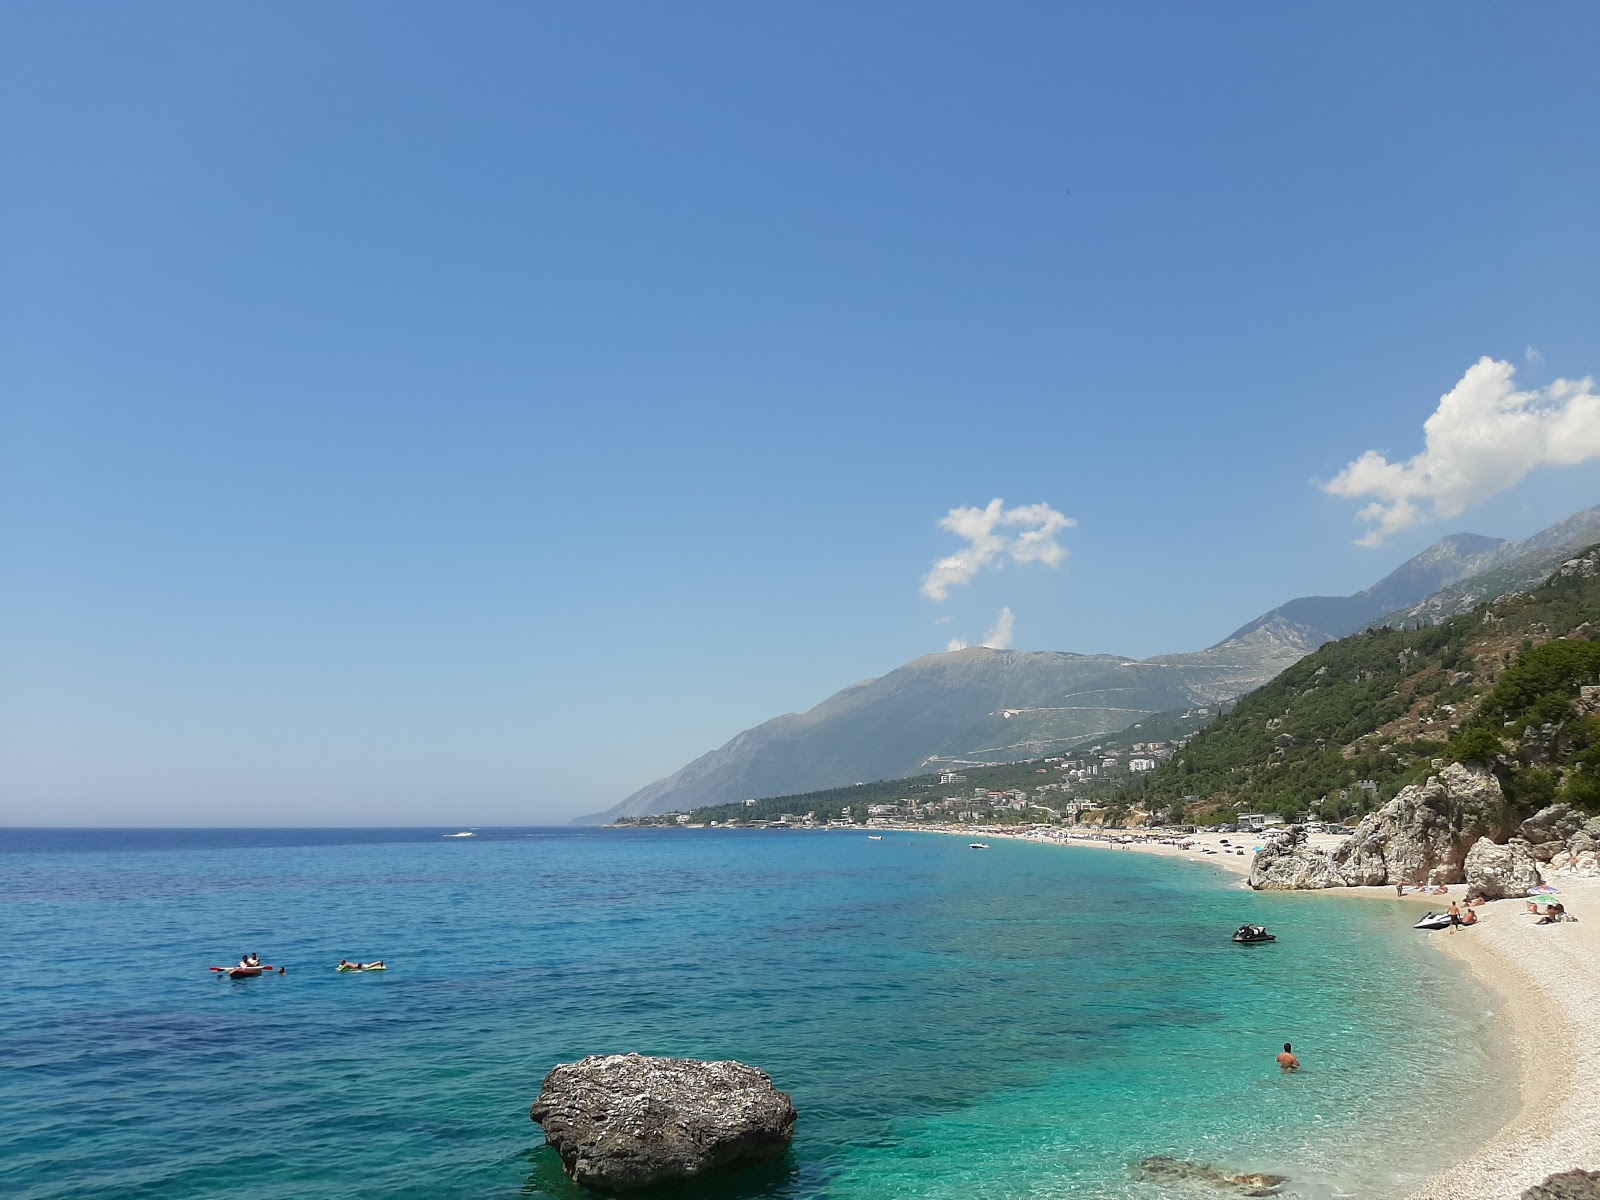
[209,965,277,978]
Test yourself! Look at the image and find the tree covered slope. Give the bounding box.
[1112,549,1600,823]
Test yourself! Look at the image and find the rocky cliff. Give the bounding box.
[1250,763,1508,889]
[1250,782,1600,894]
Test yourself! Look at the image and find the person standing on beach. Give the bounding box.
[1277,1043,1300,1071]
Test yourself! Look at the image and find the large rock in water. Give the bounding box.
[1249,825,1344,890]
[1463,836,1543,899]
[1333,763,1508,886]
[529,1053,797,1191]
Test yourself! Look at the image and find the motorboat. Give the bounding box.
[1413,912,1455,930]
[867,835,883,840]
[1232,924,1276,944]
[969,842,990,849]
[444,831,476,838]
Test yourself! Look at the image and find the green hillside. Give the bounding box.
[1108,548,1600,824]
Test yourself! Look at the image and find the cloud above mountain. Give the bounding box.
[921,499,1075,600]
[1326,357,1600,546]
[947,607,1017,652]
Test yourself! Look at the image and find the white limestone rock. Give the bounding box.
[1248,826,1346,890]
[1333,763,1508,886]
[529,1053,796,1192]
[1464,836,1544,900]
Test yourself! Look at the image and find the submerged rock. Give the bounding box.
[529,1052,796,1192]
[1522,1167,1600,1199]
[1134,1154,1289,1196]
[1464,836,1543,899]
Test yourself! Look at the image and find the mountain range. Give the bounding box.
[581,506,1600,822]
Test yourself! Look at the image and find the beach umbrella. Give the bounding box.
[1530,883,1560,896]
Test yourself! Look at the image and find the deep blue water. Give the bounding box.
[0,827,1511,1199]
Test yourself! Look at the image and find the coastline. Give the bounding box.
[1403,875,1600,1200]
[885,822,1600,1198]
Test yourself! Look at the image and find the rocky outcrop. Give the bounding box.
[1520,803,1592,846]
[1133,1155,1289,1196]
[1521,1168,1600,1200]
[1248,765,1512,890]
[1463,836,1543,899]
[1248,826,1344,889]
[1521,804,1600,878]
[1332,763,1508,886]
[529,1053,796,1192]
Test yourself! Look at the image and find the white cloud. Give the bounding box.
[1324,357,1600,546]
[982,606,1015,649]
[1526,346,1544,364]
[946,607,1016,653]
[921,499,1075,600]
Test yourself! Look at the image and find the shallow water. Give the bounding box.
[0,827,1512,1198]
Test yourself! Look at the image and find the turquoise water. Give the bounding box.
[0,828,1511,1199]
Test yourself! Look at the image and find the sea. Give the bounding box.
[0,827,1514,1199]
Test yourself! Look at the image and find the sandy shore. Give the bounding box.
[893,823,1600,1197]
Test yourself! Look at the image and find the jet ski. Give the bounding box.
[1413,912,1456,930]
[1232,924,1276,943]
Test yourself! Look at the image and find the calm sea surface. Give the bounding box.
[0,827,1512,1199]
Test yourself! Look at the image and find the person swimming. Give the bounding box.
[1276,1042,1300,1071]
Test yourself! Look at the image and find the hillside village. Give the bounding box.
[620,723,1222,830]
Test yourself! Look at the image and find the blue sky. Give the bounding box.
[4,3,1599,825]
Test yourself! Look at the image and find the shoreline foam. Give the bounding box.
[885,822,1600,1199]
